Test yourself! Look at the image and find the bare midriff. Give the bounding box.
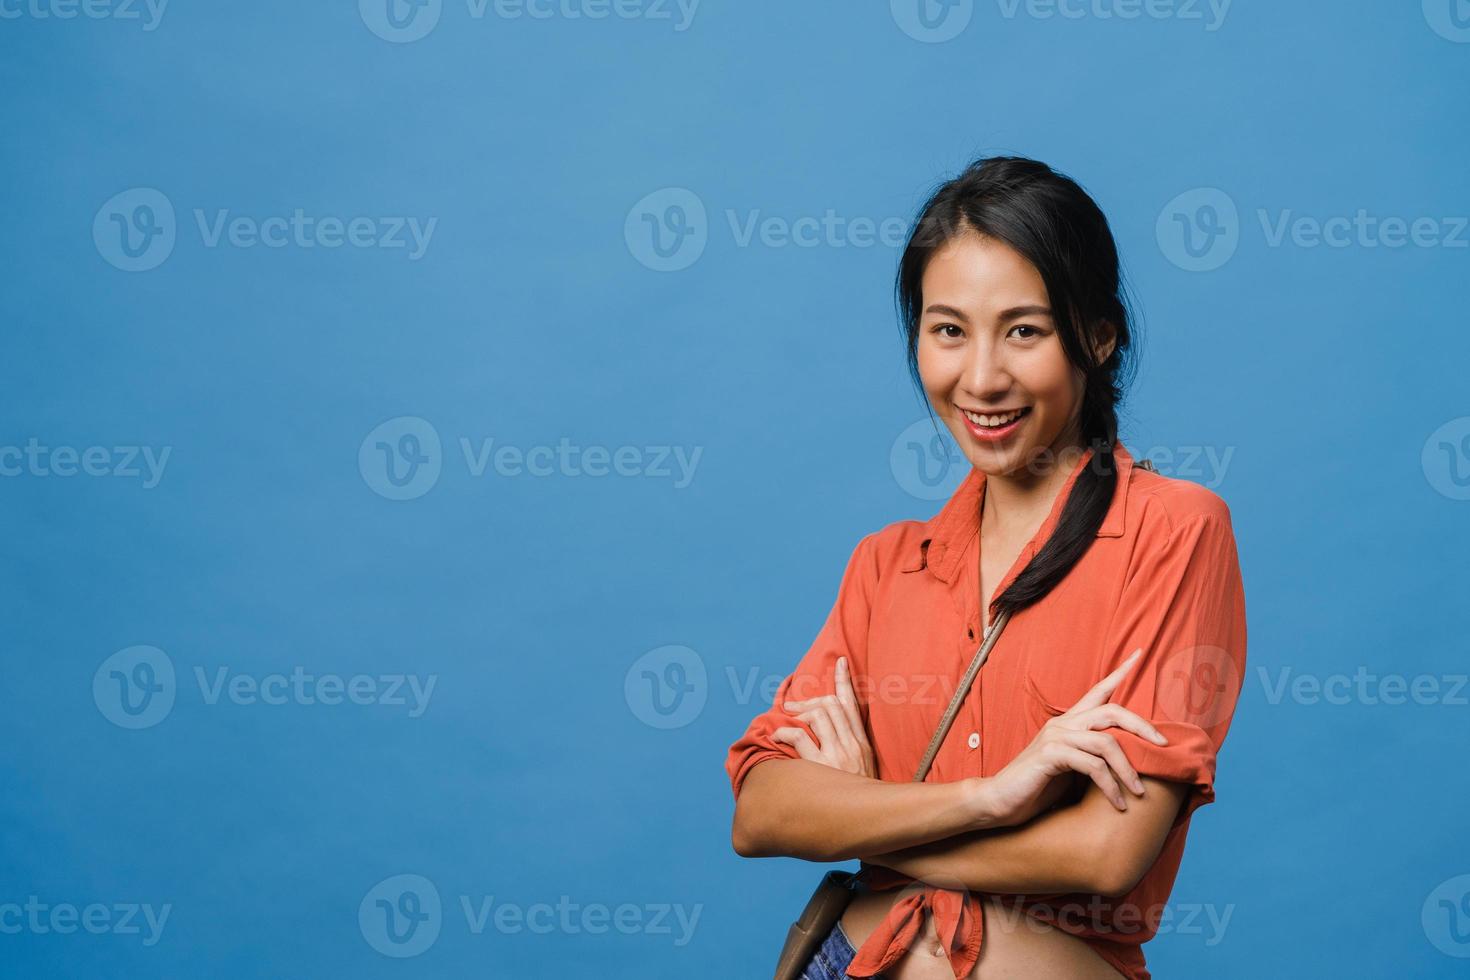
[840,886,1126,979]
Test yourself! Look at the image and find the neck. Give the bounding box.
[981,428,1094,533]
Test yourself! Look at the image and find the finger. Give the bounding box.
[812,700,861,758]
[783,692,836,712]
[1068,648,1144,713]
[1050,744,1127,811]
[797,706,840,757]
[1068,730,1144,795]
[1081,703,1169,745]
[833,657,867,738]
[771,727,819,760]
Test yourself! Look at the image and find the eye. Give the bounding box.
[1009,324,1044,340]
[931,323,964,340]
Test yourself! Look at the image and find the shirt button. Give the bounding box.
[967,731,981,749]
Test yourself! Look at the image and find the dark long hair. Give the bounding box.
[895,155,1142,622]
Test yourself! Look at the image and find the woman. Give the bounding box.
[726,156,1247,979]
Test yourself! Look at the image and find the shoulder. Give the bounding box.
[1116,465,1245,599]
[833,517,930,583]
[1128,463,1236,540]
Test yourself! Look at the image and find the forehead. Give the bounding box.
[922,233,1048,315]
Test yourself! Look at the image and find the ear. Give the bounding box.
[1090,319,1118,366]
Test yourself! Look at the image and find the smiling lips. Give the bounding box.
[960,405,1031,440]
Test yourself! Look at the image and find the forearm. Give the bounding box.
[732,758,997,862]
[860,778,1187,897]
[863,800,1104,894]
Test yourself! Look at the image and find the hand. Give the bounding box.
[977,649,1169,828]
[770,656,877,778]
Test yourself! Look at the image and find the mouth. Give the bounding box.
[959,405,1032,440]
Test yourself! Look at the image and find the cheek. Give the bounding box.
[1017,348,1080,410]
[915,339,953,392]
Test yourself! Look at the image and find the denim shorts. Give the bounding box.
[798,917,860,980]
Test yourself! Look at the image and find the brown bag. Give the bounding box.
[770,607,1013,980]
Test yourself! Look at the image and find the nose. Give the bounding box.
[959,337,1011,402]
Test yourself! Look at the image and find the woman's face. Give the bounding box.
[916,232,1110,480]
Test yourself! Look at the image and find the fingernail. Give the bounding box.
[1151,731,1168,744]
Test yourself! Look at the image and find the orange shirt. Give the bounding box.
[725,441,1247,980]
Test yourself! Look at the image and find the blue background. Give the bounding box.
[2,1,1468,976]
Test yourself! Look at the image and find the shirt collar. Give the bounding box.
[901,441,1139,583]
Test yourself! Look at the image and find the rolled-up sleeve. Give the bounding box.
[724,531,879,800]
[1100,499,1247,826]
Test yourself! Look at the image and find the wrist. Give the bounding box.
[962,776,1009,830]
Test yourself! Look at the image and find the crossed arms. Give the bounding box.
[731,654,1190,898]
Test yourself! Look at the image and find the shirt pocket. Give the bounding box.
[1020,670,1069,729]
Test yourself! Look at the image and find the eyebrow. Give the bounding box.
[923,303,1053,323]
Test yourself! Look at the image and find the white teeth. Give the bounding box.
[963,408,1025,427]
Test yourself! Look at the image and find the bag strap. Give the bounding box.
[911,606,1012,782]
